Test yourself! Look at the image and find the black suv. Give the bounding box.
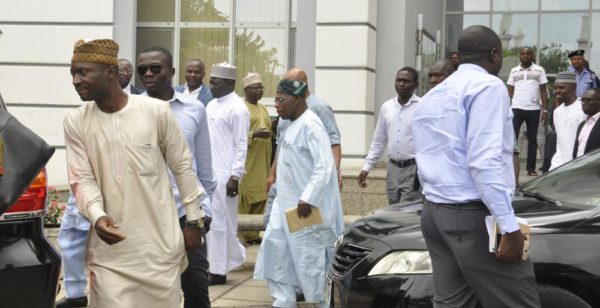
[0,94,61,307]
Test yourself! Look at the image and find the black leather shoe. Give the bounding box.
[56,296,88,308]
[208,273,227,285]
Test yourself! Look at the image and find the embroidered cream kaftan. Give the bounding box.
[64,95,204,308]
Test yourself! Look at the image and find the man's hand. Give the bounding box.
[357,170,369,188]
[337,171,344,192]
[253,128,272,139]
[297,201,313,218]
[226,177,239,197]
[265,174,276,193]
[540,111,548,125]
[95,216,126,245]
[496,229,525,262]
[183,226,204,252]
[203,216,212,233]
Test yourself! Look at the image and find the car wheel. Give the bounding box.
[538,284,591,308]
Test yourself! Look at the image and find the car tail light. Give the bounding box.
[6,168,47,213]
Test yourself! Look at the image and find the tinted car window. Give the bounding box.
[521,149,600,211]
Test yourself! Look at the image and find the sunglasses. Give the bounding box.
[137,64,162,76]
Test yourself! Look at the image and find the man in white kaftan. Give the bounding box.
[550,71,587,170]
[205,62,250,283]
[65,39,206,308]
[254,80,344,307]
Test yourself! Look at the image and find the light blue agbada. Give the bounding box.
[254,110,344,305]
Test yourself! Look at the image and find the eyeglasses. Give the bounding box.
[137,64,162,76]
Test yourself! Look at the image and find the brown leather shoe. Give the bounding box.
[527,170,538,176]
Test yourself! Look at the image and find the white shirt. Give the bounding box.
[550,98,587,170]
[362,94,420,172]
[507,63,548,110]
[412,64,518,234]
[183,83,202,98]
[122,83,131,94]
[577,112,600,157]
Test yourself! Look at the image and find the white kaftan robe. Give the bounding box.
[254,110,344,304]
[205,92,250,275]
[550,99,586,170]
[64,95,205,308]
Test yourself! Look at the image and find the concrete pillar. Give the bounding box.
[314,0,378,169]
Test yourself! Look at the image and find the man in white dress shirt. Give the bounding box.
[550,71,587,170]
[205,62,250,285]
[358,67,421,204]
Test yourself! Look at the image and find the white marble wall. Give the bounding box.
[0,0,115,185]
[314,0,377,169]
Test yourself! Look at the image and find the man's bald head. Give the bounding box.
[458,25,503,75]
[428,59,454,88]
[283,68,308,83]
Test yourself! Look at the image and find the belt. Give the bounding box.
[389,158,416,168]
[425,200,486,210]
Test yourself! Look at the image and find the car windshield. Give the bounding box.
[520,149,600,211]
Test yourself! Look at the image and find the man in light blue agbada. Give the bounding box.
[254,80,344,308]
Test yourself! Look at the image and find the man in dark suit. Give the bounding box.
[574,88,600,158]
[118,59,144,94]
[175,58,213,106]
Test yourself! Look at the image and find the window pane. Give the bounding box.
[235,28,287,98]
[589,13,600,71]
[541,0,588,11]
[540,13,588,74]
[419,34,438,95]
[135,28,174,87]
[179,28,230,85]
[181,0,230,22]
[137,0,175,22]
[236,0,287,23]
[492,14,538,78]
[493,0,538,11]
[594,0,600,9]
[446,0,490,12]
[445,14,490,54]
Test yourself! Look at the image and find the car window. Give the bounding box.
[521,149,600,210]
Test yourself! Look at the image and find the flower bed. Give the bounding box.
[44,186,66,226]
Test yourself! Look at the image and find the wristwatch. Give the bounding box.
[186,219,205,229]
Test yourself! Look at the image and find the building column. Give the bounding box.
[314,0,377,169]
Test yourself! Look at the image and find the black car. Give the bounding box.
[328,149,600,308]
[0,93,61,308]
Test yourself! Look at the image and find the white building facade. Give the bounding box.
[2,0,599,185]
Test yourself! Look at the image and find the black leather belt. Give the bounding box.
[426,200,486,209]
[389,158,416,168]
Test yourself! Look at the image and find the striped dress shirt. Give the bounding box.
[362,94,420,172]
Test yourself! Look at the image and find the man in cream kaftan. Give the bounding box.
[254,80,343,307]
[205,63,250,281]
[65,94,205,307]
[66,39,205,308]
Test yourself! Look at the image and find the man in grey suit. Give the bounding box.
[175,58,214,106]
[117,59,144,94]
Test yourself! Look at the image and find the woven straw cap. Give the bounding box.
[71,39,119,66]
[242,73,262,88]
